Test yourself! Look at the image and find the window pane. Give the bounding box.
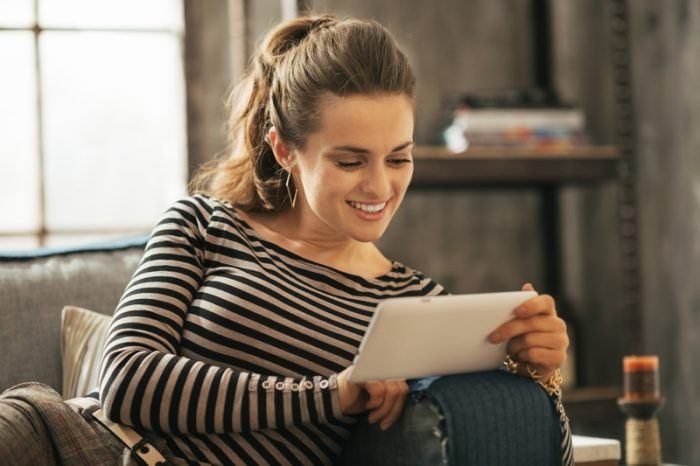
[0,0,35,27]
[43,232,146,248]
[40,31,188,230]
[39,0,183,31]
[0,32,41,233]
[0,235,40,252]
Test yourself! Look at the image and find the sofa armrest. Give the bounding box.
[0,235,149,394]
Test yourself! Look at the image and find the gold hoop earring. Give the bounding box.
[285,170,298,209]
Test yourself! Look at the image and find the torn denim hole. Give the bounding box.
[427,399,449,465]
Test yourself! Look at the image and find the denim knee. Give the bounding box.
[339,390,449,466]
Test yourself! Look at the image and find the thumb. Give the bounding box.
[364,382,386,409]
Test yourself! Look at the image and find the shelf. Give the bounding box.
[562,385,622,403]
[560,385,626,443]
[411,145,619,187]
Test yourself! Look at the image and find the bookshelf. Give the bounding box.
[409,144,621,407]
[403,0,637,454]
[411,145,619,186]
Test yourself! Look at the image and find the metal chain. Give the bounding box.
[609,0,642,354]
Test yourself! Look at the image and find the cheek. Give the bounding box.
[401,165,414,186]
[393,167,413,195]
[302,169,348,205]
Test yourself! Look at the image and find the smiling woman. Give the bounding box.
[187,14,421,279]
[0,12,572,466]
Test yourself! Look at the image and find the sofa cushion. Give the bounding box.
[61,305,112,399]
[0,235,148,394]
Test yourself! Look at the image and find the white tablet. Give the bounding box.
[347,291,537,383]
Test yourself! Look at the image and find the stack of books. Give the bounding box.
[442,88,590,153]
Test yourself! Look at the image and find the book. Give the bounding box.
[453,108,585,132]
[572,435,621,465]
[442,88,592,153]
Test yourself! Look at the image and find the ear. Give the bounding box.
[267,126,294,170]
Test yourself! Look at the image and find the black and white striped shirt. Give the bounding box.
[98,194,449,465]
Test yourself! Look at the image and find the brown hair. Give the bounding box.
[188,14,416,212]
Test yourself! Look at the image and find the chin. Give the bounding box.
[349,231,384,243]
[346,221,390,243]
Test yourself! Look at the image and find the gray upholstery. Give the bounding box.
[0,236,148,394]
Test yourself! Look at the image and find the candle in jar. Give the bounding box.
[623,355,659,400]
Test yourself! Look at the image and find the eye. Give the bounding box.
[336,161,362,169]
[388,158,412,165]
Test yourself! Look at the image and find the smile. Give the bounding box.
[347,200,388,213]
[345,200,389,222]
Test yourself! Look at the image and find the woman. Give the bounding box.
[0,14,571,466]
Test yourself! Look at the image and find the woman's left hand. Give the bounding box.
[488,283,569,381]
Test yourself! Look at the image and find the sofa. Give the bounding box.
[0,236,572,465]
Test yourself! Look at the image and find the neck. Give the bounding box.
[271,204,368,262]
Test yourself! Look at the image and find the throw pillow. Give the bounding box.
[60,305,112,399]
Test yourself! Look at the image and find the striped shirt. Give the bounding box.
[98,194,449,465]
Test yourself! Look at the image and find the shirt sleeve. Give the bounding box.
[98,195,354,434]
[415,272,451,297]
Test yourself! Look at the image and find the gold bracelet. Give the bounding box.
[527,365,563,398]
[503,352,520,374]
[503,353,563,398]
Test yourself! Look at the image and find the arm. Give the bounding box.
[98,196,351,434]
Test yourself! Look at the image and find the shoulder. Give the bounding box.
[390,261,451,296]
[163,194,241,225]
[155,194,236,239]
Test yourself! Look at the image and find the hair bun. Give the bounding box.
[254,15,337,86]
[309,15,337,32]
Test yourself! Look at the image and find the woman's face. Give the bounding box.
[289,93,415,243]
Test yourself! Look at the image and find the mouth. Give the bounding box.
[346,199,390,221]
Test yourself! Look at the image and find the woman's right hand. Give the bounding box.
[336,366,409,431]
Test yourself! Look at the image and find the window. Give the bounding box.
[0,0,187,250]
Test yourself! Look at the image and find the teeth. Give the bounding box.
[349,201,387,213]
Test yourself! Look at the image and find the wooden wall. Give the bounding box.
[552,1,700,463]
[631,1,700,463]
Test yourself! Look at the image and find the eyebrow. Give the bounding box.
[330,141,414,154]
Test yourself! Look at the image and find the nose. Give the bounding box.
[361,163,392,199]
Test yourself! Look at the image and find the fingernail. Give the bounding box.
[515,306,525,316]
[489,332,500,343]
[380,422,389,430]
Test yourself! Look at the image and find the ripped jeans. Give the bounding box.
[338,370,568,466]
[338,376,448,466]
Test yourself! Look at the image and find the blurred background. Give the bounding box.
[1,0,698,464]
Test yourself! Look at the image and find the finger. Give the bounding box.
[515,347,567,370]
[506,331,569,356]
[514,294,557,318]
[490,315,566,343]
[380,389,408,430]
[521,283,536,292]
[367,381,403,423]
[364,383,385,410]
